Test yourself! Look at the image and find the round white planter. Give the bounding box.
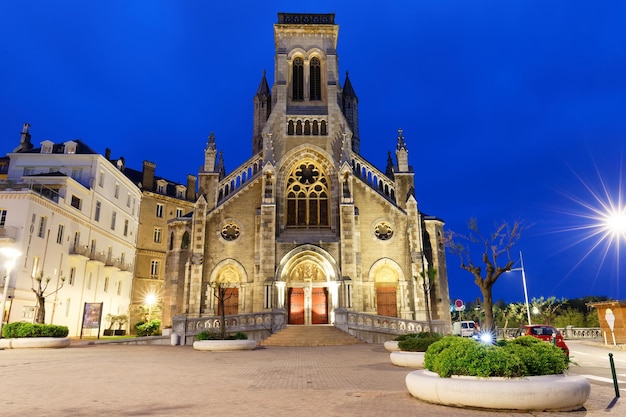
[383,340,400,352]
[390,351,424,368]
[0,337,71,349]
[193,339,256,351]
[406,370,590,411]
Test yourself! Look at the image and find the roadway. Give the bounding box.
[567,340,626,394]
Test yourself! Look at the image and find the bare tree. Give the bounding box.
[415,267,437,333]
[32,273,65,324]
[445,218,527,332]
[210,280,238,339]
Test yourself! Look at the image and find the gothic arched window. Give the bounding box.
[286,161,330,228]
[292,57,304,101]
[310,57,321,100]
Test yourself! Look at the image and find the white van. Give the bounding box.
[452,321,477,337]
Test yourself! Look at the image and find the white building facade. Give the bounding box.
[0,124,140,336]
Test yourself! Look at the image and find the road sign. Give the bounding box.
[454,299,464,311]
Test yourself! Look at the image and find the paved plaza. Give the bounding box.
[0,341,624,416]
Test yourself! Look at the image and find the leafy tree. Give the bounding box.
[32,273,65,324]
[501,302,526,332]
[552,308,586,328]
[445,218,527,332]
[531,296,566,325]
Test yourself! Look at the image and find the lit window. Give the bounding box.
[156,204,163,218]
[286,161,329,228]
[150,260,159,278]
[154,227,162,243]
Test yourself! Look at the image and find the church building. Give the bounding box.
[163,13,451,331]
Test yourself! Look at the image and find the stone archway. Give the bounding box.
[276,245,340,325]
[369,259,404,318]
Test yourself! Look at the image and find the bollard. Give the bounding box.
[609,353,620,398]
[170,332,180,346]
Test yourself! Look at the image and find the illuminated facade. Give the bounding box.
[163,13,451,330]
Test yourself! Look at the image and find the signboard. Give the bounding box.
[454,299,465,311]
[80,302,103,339]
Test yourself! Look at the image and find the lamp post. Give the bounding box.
[509,251,532,326]
[0,247,22,338]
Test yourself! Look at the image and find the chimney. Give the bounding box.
[105,148,111,160]
[142,161,156,191]
[13,122,33,152]
[186,174,197,201]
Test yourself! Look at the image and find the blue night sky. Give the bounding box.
[2,1,626,305]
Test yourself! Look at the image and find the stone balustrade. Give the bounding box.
[498,326,601,340]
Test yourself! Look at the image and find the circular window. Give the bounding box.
[220,222,240,241]
[374,222,394,240]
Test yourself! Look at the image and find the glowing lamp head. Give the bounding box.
[145,294,157,306]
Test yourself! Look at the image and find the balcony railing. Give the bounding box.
[0,226,17,241]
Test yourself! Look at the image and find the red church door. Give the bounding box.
[376,287,397,317]
[288,288,305,324]
[217,288,239,316]
[311,287,328,324]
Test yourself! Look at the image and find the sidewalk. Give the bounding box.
[0,342,623,416]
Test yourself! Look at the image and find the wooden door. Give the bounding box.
[288,288,305,324]
[376,286,397,317]
[217,288,239,316]
[311,287,328,324]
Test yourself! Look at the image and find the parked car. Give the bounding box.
[514,324,569,358]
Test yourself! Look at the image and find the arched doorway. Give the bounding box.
[276,245,339,325]
[370,259,402,318]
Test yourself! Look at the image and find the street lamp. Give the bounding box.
[145,294,157,322]
[0,247,22,338]
[508,251,532,326]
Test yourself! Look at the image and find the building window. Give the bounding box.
[292,57,304,100]
[71,195,81,210]
[71,168,82,181]
[374,222,394,240]
[68,267,76,286]
[65,298,71,317]
[154,227,162,243]
[220,222,240,241]
[310,57,321,100]
[181,231,190,249]
[0,209,6,226]
[123,219,129,237]
[126,193,131,207]
[264,284,272,309]
[150,260,159,278]
[176,208,183,217]
[114,183,120,198]
[95,201,101,221]
[286,161,329,228]
[23,167,34,176]
[156,204,163,218]
[98,171,104,187]
[117,281,122,296]
[87,272,92,290]
[37,216,47,238]
[111,211,116,230]
[56,224,64,244]
[104,277,109,293]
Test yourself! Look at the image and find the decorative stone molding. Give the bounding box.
[406,370,590,411]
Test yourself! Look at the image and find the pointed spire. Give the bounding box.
[343,71,357,99]
[255,69,271,97]
[206,132,216,150]
[396,128,407,150]
[216,150,225,179]
[385,150,395,177]
[203,132,217,172]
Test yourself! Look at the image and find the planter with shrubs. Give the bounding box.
[192,330,256,351]
[0,322,71,349]
[405,335,590,411]
[389,332,442,368]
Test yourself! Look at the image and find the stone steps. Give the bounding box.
[260,325,364,347]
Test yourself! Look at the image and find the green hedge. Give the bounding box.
[195,330,248,341]
[2,322,69,338]
[397,332,443,352]
[134,319,161,336]
[424,335,568,378]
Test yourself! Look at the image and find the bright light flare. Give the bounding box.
[145,294,157,306]
[603,206,626,239]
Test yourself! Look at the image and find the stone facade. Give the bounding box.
[163,13,451,332]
